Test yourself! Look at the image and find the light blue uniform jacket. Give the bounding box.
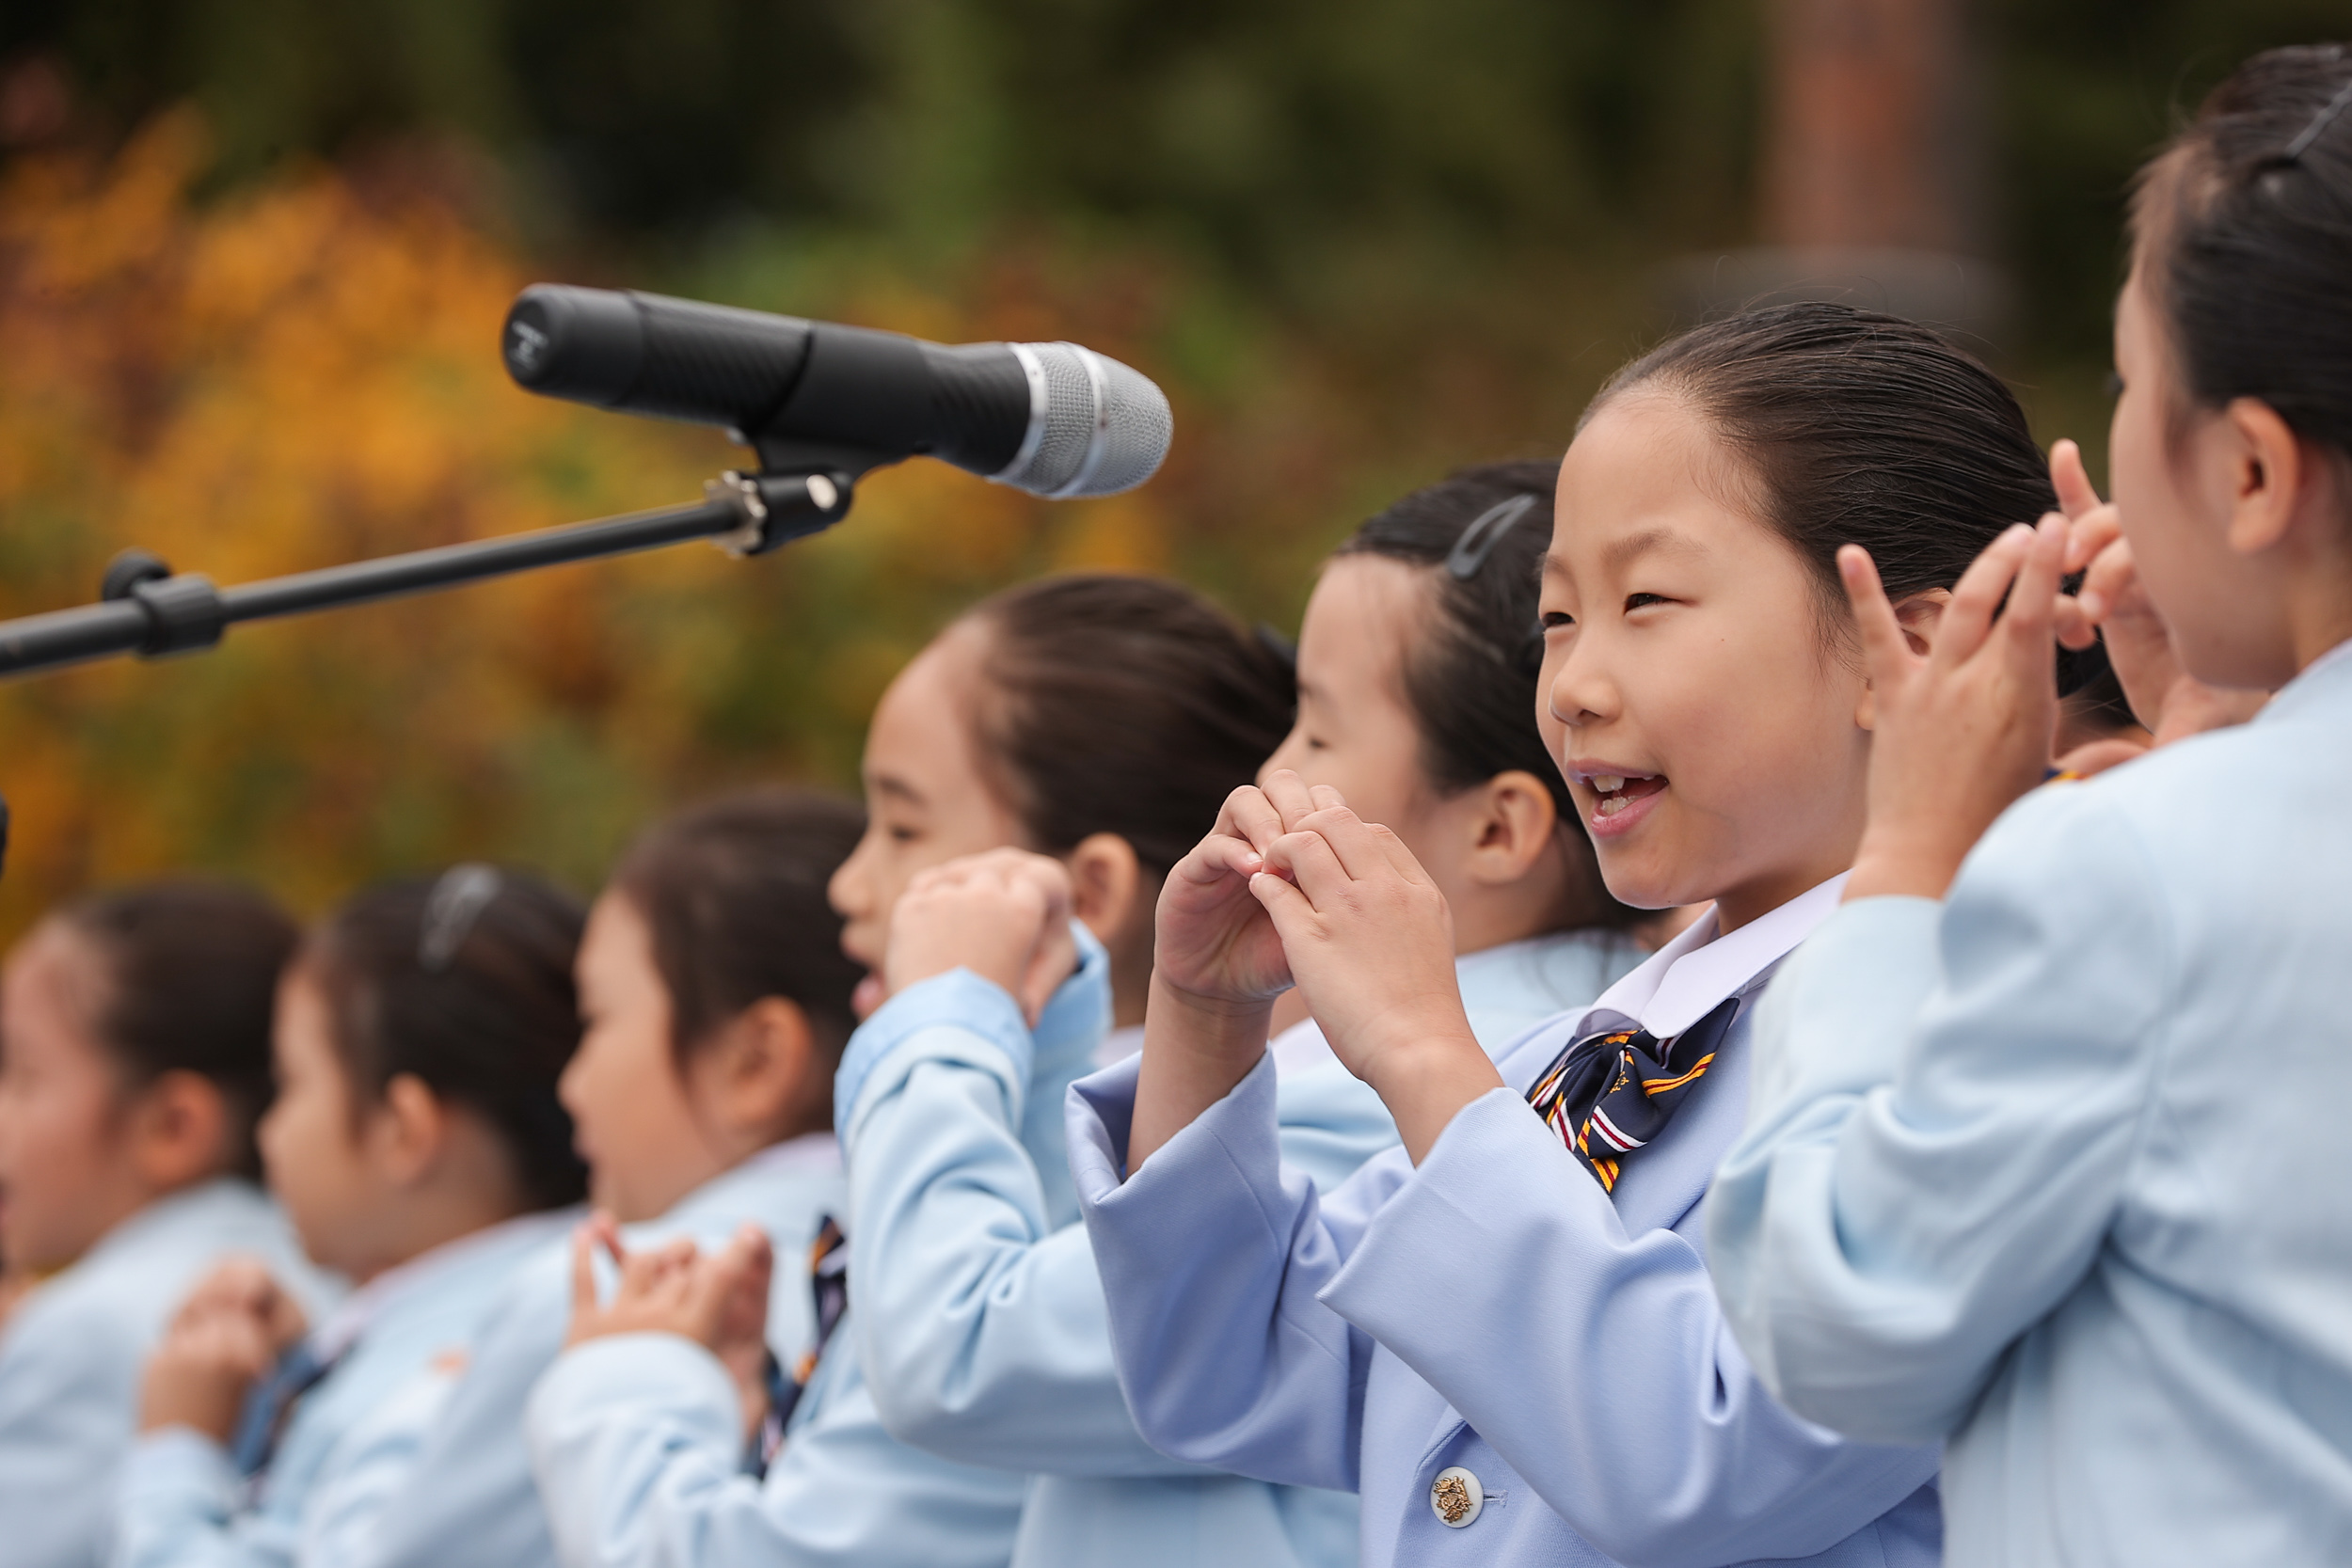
[1707,643,2352,1567]
[0,1180,332,1568]
[367,1138,842,1568]
[1073,884,1943,1568]
[521,936,1114,1568]
[113,1212,564,1568]
[849,929,1640,1568]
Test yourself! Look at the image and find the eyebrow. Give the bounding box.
[866,772,928,807]
[1600,526,1704,574]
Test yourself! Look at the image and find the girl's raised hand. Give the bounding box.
[1845,515,2068,901]
[883,849,1078,1025]
[564,1216,779,1441]
[1246,775,1503,1164]
[2047,438,2265,758]
[138,1259,306,1440]
[1150,784,1295,1012]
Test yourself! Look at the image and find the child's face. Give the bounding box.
[0,923,148,1271]
[257,970,390,1277]
[2107,266,2296,689]
[1539,392,1873,930]
[831,621,1027,1017]
[1261,556,1462,886]
[562,892,727,1223]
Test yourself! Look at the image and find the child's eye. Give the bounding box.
[1625,593,1668,611]
[1541,611,1575,630]
[1304,735,1328,752]
[888,825,920,844]
[2106,372,2125,400]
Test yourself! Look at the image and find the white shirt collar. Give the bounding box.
[310,1208,569,1361]
[1575,872,1849,1042]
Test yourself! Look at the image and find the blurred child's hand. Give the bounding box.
[139,1259,307,1441]
[1245,775,1503,1164]
[564,1215,777,1440]
[883,849,1076,1026]
[1846,515,2069,901]
[2050,438,2266,759]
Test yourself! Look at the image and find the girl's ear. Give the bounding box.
[124,1069,231,1192]
[1892,588,1951,657]
[703,997,818,1145]
[1065,832,1144,948]
[373,1071,453,1187]
[1461,770,1562,887]
[2217,397,2313,559]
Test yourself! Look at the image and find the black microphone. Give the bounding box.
[501,284,1172,499]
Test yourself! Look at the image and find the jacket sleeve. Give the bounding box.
[364,1268,569,1568]
[1070,1052,1410,1495]
[524,1333,1021,1568]
[0,1299,139,1568]
[1708,786,2170,1445]
[110,1428,296,1568]
[1322,1087,1937,1568]
[838,942,1206,1477]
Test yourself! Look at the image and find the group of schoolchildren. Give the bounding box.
[0,42,2345,1568]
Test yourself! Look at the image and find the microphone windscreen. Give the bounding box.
[994,343,1172,499]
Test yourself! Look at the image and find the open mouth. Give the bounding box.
[1575,767,1667,836]
[1587,771,1665,816]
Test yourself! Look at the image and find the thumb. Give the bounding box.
[1247,869,1320,949]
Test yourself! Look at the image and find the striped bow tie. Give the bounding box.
[747,1216,850,1478]
[1525,996,1741,1193]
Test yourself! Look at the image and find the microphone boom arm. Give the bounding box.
[0,468,854,680]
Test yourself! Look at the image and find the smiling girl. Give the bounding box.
[1707,45,2352,1567]
[1073,303,2079,1568]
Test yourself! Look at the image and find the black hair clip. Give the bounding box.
[421,863,502,973]
[2280,75,2352,166]
[1445,494,1542,580]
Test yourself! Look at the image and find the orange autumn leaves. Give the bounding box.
[0,116,1207,931]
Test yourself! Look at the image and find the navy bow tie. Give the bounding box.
[228,1339,335,1479]
[1525,996,1741,1193]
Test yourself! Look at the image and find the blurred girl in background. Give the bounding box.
[115,868,585,1568]
[527,573,1306,1568]
[367,791,864,1568]
[0,880,318,1568]
[1076,304,2074,1567]
[1708,43,2352,1566]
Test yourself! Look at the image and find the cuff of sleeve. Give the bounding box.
[1320,1087,1617,1347]
[528,1333,742,1449]
[1070,1048,1282,1213]
[834,970,1031,1142]
[119,1426,240,1517]
[1745,895,1943,1117]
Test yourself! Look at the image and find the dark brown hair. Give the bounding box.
[1334,462,1633,931]
[964,574,1296,879]
[1587,302,2104,693]
[59,880,299,1181]
[2132,45,2352,464]
[307,870,587,1212]
[611,789,865,1098]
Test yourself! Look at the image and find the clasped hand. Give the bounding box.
[140,1258,309,1441]
[564,1213,777,1442]
[1144,771,1501,1164]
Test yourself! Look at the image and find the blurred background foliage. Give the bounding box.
[0,0,2344,927]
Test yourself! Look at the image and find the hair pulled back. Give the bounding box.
[1334,462,1630,931]
[965,574,1295,878]
[308,870,587,1212]
[612,789,865,1079]
[1588,303,2102,692]
[60,880,298,1180]
[2133,44,2352,463]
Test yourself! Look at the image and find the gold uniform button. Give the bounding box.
[1430,1465,1484,1528]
